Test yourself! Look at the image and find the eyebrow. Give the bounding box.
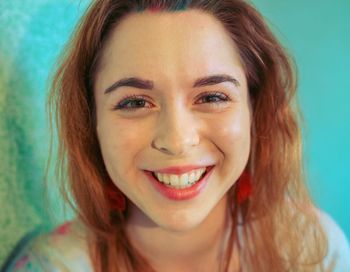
[104,77,154,94]
[104,74,240,94]
[193,74,240,88]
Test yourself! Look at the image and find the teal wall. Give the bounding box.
[0,0,349,265]
[0,0,89,264]
[253,0,350,246]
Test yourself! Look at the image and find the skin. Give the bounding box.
[94,9,251,271]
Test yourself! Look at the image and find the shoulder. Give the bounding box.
[4,220,92,272]
[317,210,350,271]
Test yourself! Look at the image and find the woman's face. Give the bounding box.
[94,10,251,231]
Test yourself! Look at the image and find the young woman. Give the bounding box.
[5,0,350,271]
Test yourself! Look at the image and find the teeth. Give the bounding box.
[170,175,179,187]
[154,168,206,189]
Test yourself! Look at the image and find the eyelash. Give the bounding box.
[113,91,231,111]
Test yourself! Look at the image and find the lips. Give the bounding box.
[144,165,215,200]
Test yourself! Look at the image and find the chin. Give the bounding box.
[151,206,212,233]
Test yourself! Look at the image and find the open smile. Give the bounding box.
[144,165,215,200]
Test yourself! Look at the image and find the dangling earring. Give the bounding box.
[236,170,253,204]
[105,178,126,212]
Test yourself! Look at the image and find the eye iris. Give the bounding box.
[134,100,145,107]
[206,95,220,102]
[126,99,145,108]
[204,94,225,103]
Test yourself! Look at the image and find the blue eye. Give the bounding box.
[114,95,152,111]
[113,91,231,111]
[196,92,230,104]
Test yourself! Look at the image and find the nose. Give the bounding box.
[151,105,200,156]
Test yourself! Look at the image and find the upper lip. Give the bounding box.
[149,165,213,175]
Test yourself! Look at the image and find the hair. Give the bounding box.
[48,0,332,271]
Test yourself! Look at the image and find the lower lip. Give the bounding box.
[144,166,215,201]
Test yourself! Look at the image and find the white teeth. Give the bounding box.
[170,175,179,187]
[162,174,170,185]
[154,168,207,189]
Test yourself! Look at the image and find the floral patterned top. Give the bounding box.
[4,220,92,272]
[3,211,350,271]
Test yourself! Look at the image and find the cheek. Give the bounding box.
[97,117,151,171]
[209,109,251,171]
[213,110,250,147]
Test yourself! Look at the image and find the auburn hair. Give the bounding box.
[48,0,331,271]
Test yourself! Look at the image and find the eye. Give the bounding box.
[113,95,153,111]
[195,91,231,104]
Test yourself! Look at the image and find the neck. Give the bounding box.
[126,196,233,272]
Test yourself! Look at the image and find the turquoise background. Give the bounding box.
[0,0,349,265]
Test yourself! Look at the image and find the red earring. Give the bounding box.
[105,179,126,212]
[236,170,253,204]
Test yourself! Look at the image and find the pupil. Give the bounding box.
[207,96,218,102]
[132,100,144,107]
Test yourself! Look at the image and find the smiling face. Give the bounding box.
[94,9,251,231]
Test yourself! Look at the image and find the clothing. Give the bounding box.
[3,211,350,271]
[2,220,92,272]
[318,212,350,271]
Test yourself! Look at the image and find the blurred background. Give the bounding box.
[0,0,349,265]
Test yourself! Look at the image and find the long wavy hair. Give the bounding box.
[48,0,331,271]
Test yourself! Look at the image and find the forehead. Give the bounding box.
[97,9,244,87]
